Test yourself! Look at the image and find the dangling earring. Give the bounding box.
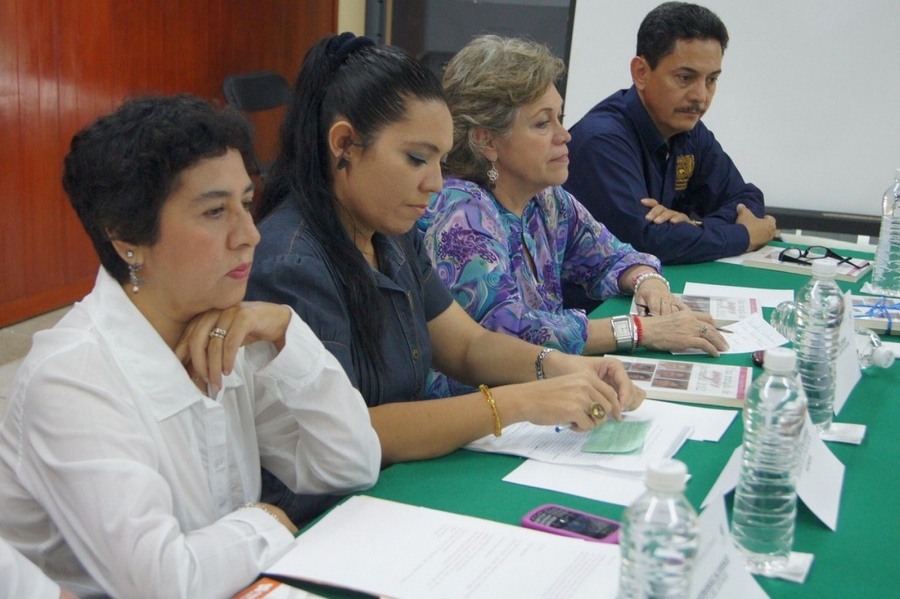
[337,156,349,170]
[125,250,145,294]
[487,162,499,189]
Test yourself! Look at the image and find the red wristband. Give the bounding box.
[633,316,643,349]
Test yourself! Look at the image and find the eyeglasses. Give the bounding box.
[778,245,869,270]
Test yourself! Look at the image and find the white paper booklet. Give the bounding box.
[631,294,761,325]
[265,495,622,599]
[743,245,872,282]
[617,356,753,408]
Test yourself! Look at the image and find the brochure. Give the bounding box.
[618,356,752,408]
[233,577,326,598]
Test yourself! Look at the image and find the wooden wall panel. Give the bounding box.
[0,0,337,327]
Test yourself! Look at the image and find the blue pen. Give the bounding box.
[555,425,573,433]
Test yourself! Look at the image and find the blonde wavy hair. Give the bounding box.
[442,35,566,186]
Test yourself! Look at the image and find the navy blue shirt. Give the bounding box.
[246,199,455,525]
[247,199,454,406]
[564,86,766,265]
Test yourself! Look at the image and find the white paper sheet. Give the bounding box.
[795,415,846,531]
[504,460,647,507]
[499,400,735,507]
[682,282,794,309]
[466,418,690,474]
[690,497,771,599]
[630,399,738,442]
[265,496,622,599]
[834,291,862,415]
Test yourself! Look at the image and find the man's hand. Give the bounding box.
[641,198,694,225]
[736,203,777,251]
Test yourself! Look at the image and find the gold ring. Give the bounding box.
[700,325,708,336]
[209,327,228,340]
[589,402,606,420]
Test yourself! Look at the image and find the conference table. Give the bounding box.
[281,245,899,599]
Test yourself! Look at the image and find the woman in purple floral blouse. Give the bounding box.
[419,36,727,397]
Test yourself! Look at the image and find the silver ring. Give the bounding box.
[589,402,607,420]
[700,325,709,336]
[209,327,228,340]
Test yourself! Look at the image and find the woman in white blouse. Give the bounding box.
[0,95,381,598]
[1,536,77,599]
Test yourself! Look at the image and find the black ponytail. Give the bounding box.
[259,34,445,372]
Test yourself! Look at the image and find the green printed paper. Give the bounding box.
[580,419,651,454]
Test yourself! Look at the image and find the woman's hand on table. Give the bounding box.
[518,352,645,428]
[639,310,729,357]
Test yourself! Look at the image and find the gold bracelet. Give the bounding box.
[241,502,281,524]
[479,384,502,437]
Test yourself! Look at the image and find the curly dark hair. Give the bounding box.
[62,94,255,283]
[637,2,729,69]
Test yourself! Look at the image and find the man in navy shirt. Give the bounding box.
[564,1,776,268]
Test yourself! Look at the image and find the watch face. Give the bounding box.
[612,318,631,338]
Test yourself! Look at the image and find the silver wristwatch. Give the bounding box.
[610,315,634,352]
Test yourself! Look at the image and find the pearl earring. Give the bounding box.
[125,250,144,293]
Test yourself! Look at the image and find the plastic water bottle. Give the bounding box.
[870,169,900,297]
[731,347,807,574]
[856,325,895,372]
[617,459,699,599]
[770,259,844,431]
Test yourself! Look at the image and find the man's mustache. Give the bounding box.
[675,104,704,114]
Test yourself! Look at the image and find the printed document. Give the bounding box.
[466,417,689,474]
[265,495,622,599]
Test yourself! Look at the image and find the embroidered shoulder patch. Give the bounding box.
[675,155,695,191]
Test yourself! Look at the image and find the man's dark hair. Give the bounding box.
[63,94,255,283]
[637,2,729,69]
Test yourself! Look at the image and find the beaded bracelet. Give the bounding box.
[535,347,556,380]
[241,502,281,524]
[479,384,502,437]
[632,271,669,297]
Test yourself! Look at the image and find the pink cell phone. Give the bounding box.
[521,504,620,543]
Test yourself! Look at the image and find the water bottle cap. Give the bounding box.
[763,347,797,374]
[895,168,900,180]
[811,258,837,278]
[645,459,688,492]
[872,345,895,369]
